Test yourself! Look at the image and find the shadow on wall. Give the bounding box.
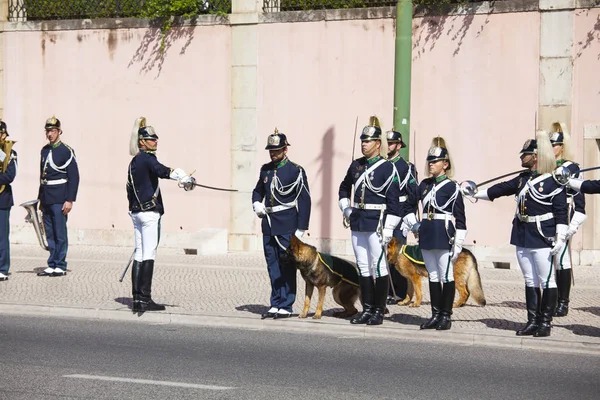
[314,127,335,252]
[128,18,197,77]
[574,12,600,62]
[412,3,493,59]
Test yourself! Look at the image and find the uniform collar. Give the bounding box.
[367,155,381,164]
[388,153,401,164]
[434,174,447,183]
[276,157,289,169]
[556,159,565,166]
[51,140,62,149]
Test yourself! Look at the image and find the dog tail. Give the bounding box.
[464,249,486,306]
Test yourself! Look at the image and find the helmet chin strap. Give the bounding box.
[140,139,157,152]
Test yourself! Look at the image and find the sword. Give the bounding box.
[461,169,528,197]
[554,165,600,185]
[177,175,238,192]
[119,250,136,282]
[343,117,359,229]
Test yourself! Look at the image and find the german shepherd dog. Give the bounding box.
[387,238,486,308]
[283,235,360,319]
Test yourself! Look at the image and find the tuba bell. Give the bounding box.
[20,199,49,251]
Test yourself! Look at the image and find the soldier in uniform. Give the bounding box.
[466,132,567,337]
[402,137,466,331]
[0,120,17,281]
[385,129,418,305]
[549,122,586,317]
[37,117,80,277]
[252,129,311,319]
[338,116,401,326]
[127,117,192,312]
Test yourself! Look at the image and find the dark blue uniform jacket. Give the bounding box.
[38,142,79,205]
[0,149,17,209]
[487,170,567,249]
[560,160,586,216]
[252,158,311,236]
[127,151,171,215]
[338,155,401,233]
[390,156,419,238]
[417,176,466,250]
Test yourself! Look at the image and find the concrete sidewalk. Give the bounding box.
[1,244,599,355]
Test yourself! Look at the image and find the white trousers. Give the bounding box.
[516,247,556,289]
[130,211,161,262]
[421,249,454,283]
[351,231,388,278]
[553,240,572,270]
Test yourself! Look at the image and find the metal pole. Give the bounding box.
[394,0,413,161]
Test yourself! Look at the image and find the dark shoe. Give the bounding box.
[0,272,8,281]
[37,267,55,277]
[436,314,452,330]
[274,311,292,319]
[533,322,552,337]
[554,300,569,317]
[132,300,141,313]
[351,307,374,324]
[421,281,442,330]
[366,308,384,325]
[261,307,278,319]
[386,296,398,305]
[420,314,441,330]
[516,321,539,336]
[51,269,67,277]
[554,269,571,317]
[138,299,166,312]
[516,286,541,336]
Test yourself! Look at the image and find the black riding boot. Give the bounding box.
[436,281,455,330]
[138,260,166,312]
[534,288,558,337]
[516,286,541,336]
[367,275,389,326]
[554,269,571,317]
[131,261,142,312]
[420,281,442,329]
[351,277,375,324]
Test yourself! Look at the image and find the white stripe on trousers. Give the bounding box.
[421,249,454,283]
[351,231,388,277]
[516,246,556,289]
[130,211,161,261]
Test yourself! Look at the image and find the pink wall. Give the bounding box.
[4,26,232,234]
[257,13,541,247]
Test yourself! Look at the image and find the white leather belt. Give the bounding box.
[399,196,407,203]
[266,204,294,213]
[357,204,386,210]
[425,212,452,221]
[516,212,554,223]
[567,197,573,205]
[41,178,68,186]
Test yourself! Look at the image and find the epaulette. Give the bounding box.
[290,161,303,170]
[260,162,272,171]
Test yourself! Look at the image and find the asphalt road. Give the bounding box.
[0,315,598,400]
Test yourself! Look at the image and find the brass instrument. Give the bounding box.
[0,139,16,194]
[20,199,49,251]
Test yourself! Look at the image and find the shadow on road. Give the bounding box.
[558,324,600,338]
[477,318,521,332]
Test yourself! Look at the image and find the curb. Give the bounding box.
[2,303,599,356]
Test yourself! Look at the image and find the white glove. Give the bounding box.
[253,201,266,218]
[343,207,353,219]
[170,168,187,181]
[294,229,305,239]
[551,224,568,256]
[339,198,350,212]
[567,177,584,192]
[400,221,409,238]
[380,215,401,246]
[565,211,587,240]
[451,229,467,263]
[179,176,195,191]
[403,213,417,230]
[473,189,490,201]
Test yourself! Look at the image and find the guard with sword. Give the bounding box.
[126,116,193,313]
[385,128,418,305]
[338,116,401,326]
[401,137,466,331]
[463,132,567,337]
[252,128,311,320]
[548,122,586,317]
